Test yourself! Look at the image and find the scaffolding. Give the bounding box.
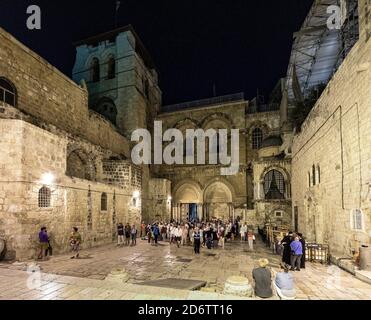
[286,0,359,103]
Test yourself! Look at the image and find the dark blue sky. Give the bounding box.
[0,0,313,105]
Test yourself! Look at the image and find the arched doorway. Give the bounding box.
[173,182,202,222]
[203,181,233,221]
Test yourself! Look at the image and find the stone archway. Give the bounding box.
[203,180,233,221]
[66,148,96,181]
[172,181,203,222]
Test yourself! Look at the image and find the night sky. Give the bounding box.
[0,0,313,105]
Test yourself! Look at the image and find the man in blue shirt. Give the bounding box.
[290,235,303,271]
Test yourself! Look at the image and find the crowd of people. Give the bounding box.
[36,220,306,299]
[139,219,257,253]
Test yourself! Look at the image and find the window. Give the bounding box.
[312,165,316,186]
[275,210,283,217]
[0,77,16,106]
[351,209,363,231]
[317,165,321,184]
[101,193,107,211]
[308,172,311,188]
[38,186,51,208]
[107,56,115,79]
[91,58,100,82]
[264,170,285,200]
[252,128,263,149]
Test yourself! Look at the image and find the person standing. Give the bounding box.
[175,225,182,248]
[161,224,167,242]
[218,226,225,249]
[252,258,273,299]
[69,227,81,259]
[117,223,124,247]
[193,227,201,254]
[146,224,152,243]
[240,223,247,242]
[45,230,53,258]
[290,235,303,271]
[131,224,137,246]
[124,223,131,246]
[140,222,146,239]
[298,233,306,269]
[247,230,255,251]
[38,227,48,260]
[281,231,293,265]
[152,223,160,246]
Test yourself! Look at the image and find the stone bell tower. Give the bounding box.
[72,25,162,139]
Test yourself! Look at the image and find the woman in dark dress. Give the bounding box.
[298,233,306,269]
[281,232,293,265]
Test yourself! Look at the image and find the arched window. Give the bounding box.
[317,165,321,184]
[252,128,263,149]
[107,56,115,79]
[312,164,316,186]
[101,193,107,211]
[0,77,16,106]
[38,186,51,208]
[91,58,100,82]
[264,170,285,200]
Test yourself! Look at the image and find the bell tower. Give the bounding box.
[72,25,162,139]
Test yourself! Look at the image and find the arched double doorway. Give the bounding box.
[172,179,235,222]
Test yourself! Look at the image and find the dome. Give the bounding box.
[260,136,282,148]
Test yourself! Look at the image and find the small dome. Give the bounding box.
[260,136,282,148]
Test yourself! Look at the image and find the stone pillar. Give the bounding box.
[197,203,203,221]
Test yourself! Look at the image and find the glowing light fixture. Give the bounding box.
[41,172,55,185]
[133,190,140,198]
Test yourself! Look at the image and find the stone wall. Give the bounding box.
[146,178,172,223]
[0,27,129,157]
[0,119,141,260]
[292,25,371,256]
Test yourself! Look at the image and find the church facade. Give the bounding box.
[0,0,370,260]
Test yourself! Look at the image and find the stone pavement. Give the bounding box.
[0,239,370,300]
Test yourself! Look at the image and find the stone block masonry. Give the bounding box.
[292,18,371,257]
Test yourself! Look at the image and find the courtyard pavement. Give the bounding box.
[0,238,370,300]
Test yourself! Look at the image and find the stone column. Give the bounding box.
[197,203,203,221]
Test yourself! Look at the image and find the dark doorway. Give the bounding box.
[189,203,197,222]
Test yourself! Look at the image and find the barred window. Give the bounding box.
[351,209,363,230]
[264,170,285,200]
[38,186,51,208]
[252,128,263,149]
[101,193,107,211]
[0,77,16,106]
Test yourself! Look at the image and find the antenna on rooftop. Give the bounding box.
[115,1,121,28]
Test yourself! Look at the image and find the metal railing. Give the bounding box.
[162,92,245,113]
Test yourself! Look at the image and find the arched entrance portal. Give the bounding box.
[173,182,202,222]
[203,181,233,221]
